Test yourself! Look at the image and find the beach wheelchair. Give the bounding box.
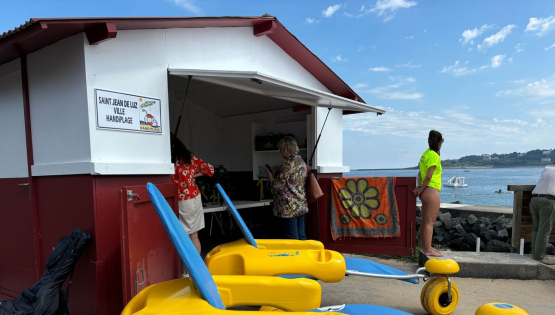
[122,182,412,314]
[203,184,460,315]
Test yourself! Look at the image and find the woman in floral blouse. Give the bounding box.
[171,136,214,261]
[266,136,309,240]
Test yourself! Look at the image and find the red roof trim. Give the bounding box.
[0,17,364,104]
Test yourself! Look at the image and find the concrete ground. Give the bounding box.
[320,255,555,314]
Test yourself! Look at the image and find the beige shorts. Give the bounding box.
[178,194,205,234]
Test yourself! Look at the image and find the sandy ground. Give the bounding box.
[319,255,555,314]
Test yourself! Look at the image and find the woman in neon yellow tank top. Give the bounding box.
[413,130,444,257]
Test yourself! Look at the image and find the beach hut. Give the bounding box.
[0,17,416,314]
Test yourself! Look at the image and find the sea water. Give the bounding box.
[345,168,544,207]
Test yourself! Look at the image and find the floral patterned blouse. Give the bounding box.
[270,155,309,218]
[172,154,214,201]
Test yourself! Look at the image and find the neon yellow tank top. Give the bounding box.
[419,149,442,191]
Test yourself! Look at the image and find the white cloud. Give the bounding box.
[368,66,391,72]
[353,83,369,89]
[424,29,427,33]
[396,61,421,68]
[357,45,366,52]
[440,61,477,76]
[370,91,424,100]
[369,0,417,22]
[496,75,555,98]
[406,35,414,40]
[478,25,516,51]
[515,43,524,53]
[459,24,492,45]
[546,43,555,51]
[388,76,416,83]
[170,0,202,14]
[498,119,528,126]
[344,12,354,18]
[360,5,366,11]
[491,54,506,68]
[322,4,344,18]
[332,55,347,62]
[359,76,423,100]
[305,17,320,24]
[529,108,555,118]
[343,106,532,143]
[532,118,546,127]
[525,16,555,37]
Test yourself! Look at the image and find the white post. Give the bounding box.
[476,238,481,252]
[520,238,524,255]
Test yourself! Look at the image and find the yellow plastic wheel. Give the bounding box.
[259,306,284,312]
[420,277,459,315]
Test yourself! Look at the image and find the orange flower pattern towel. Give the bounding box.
[331,177,400,240]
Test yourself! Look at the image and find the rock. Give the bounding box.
[524,242,532,254]
[451,201,462,204]
[459,243,472,251]
[485,239,512,252]
[433,235,444,243]
[433,227,447,237]
[443,217,462,230]
[442,234,454,243]
[434,221,443,228]
[461,221,472,233]
[495,217,512,231]
[455,224,468,237]
[416,206,422,217]
[466,214,478,225]
[496,229,509,239]
[416,217,422,226]
[477,217,492,227]
[546,243,555,255]
[483,230,497,241]
[472,223,487,236]
[465,233,479,246]
[438,212,452,223]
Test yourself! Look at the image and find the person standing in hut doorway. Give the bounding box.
[530,162,555,265]
[267,136,309,240]
[413,130,444,257]
[171,135,214,276]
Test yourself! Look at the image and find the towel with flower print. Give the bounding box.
[330,177,400,240]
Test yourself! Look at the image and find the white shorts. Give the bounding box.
[178,194,205,234]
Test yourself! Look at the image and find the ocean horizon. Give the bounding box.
[345,167,544,207]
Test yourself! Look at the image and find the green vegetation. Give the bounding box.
[442,149,554,168]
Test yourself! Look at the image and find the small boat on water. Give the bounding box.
[445,175,468,188]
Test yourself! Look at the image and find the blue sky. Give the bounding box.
[2,0,554,168]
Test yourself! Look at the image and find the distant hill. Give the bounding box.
[442,149,554,168]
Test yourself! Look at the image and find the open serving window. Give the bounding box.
[168,69,384,185]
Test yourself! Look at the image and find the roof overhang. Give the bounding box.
[169,69,385,114]
[0,17,367,106]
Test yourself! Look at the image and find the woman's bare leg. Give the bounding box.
[181,231,201,276]
[189,232,201,255]
[419,188,443,257]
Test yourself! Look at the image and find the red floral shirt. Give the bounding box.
[172,154,214,201]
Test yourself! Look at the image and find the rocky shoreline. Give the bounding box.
[416,205,555,254]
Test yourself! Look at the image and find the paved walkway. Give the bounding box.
[324,254,555,314]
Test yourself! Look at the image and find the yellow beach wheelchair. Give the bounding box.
[203,184,460,315]
[122,183,412,315]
